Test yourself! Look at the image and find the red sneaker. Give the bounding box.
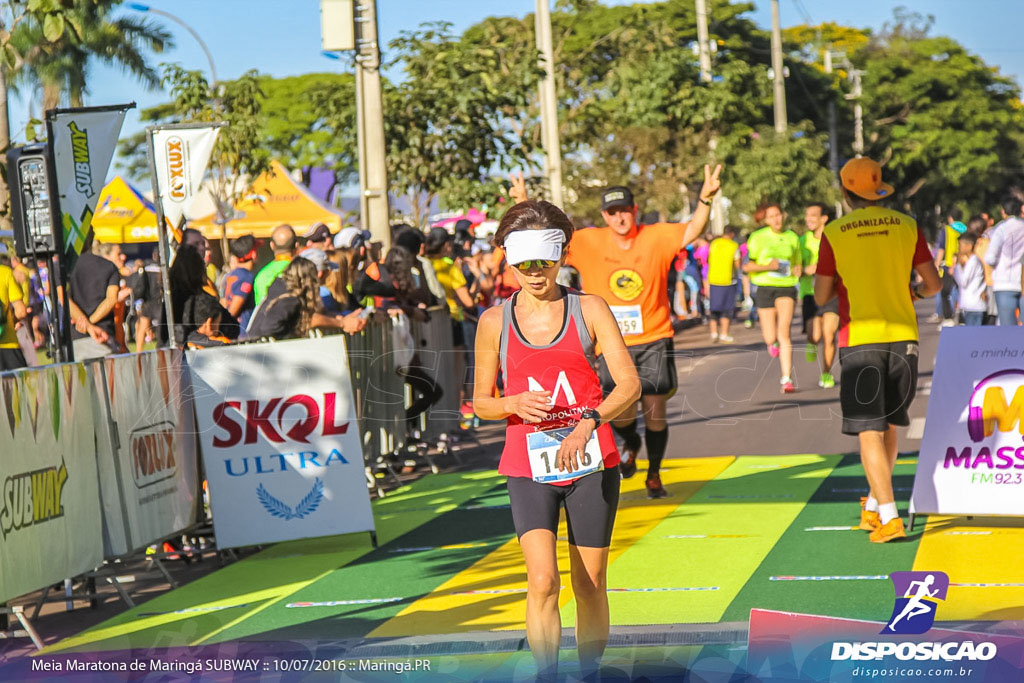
[646,475,668,499]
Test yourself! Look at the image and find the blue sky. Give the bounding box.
[16,0,1021,173]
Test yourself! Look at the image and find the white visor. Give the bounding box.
[503,229,566,265]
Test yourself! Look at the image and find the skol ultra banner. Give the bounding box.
[911,327,1024,517]
[150,126,221,231]
[48,105,132,265]
[186,336,374,548]
[0,364,103,603]
[92,349,200,557]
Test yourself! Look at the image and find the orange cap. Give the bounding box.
[840,157,894,200]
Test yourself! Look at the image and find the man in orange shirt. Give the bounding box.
[510,165,722,497]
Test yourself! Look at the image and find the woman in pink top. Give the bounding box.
[473,200,640,681]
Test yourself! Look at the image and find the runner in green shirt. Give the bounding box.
[743,202,802,393]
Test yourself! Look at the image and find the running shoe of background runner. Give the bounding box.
[806,344,818,363]
[620,450,638,479]
[768,342,780,358]
[781,376,795,393]
[646,474,668,498]
[870,517,906,543]
[719,334,735,343]
[819,372,835,388]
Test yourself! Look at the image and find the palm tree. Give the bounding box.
[10,1,172,111]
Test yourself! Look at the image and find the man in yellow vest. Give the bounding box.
[815,158,941,543]
[706,226,741,343]
[934,209,966,326]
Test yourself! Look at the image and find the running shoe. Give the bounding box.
[780,377,795,393]
[926,313,942,323]
[619,451,638,479]
[719,334,735,343]
[744,319,754,329]
[819,372,835,388]
[710,332,719,343]
[859,509,881,531]
[940,319,957,328]
[768,343,780,358]
[646,475,668,499]
[870,517,907,543]
[805,344,818,363]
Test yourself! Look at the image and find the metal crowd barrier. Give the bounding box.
[409,306,461,444]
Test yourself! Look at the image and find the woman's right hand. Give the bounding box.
[505,390,552,423]
[767,258,780,271]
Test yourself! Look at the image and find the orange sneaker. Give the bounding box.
[859,509,881,531]
[869,517,906,543]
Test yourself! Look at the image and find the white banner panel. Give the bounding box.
[151,126,220,230]
[911,327,1024,517]
[49,107,129,258]
[186,337,374,548]
[93,350,200,556]
[0,364,103,603]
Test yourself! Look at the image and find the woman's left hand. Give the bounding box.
[555,421,595,473]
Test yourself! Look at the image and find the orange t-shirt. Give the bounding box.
[566,222,691,347]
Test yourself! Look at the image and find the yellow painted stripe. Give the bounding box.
[368,457,735,637]
[913,517,1024,621]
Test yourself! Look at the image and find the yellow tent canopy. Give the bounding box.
[189,160,344,240]
[91,175,161,244]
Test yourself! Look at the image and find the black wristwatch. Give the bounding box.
[580,408,601,428]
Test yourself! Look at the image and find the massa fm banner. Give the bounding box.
[0,364,103,603]
[911,327,1024,518]
[186,337,374,548]
[47,104,133,266]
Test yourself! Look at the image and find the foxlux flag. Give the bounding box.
[151,126,220,230]
[49,105,131,259]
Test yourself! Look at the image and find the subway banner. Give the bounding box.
[911,327,1024,517]
[0,365,103,603]
[47,104,133,266]
[186,337,374,548]
[150,125,221,232]
[92,350,200,557]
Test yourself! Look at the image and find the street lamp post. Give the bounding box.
[126,3,218,84]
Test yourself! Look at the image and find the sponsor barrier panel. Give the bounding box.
[187,336,374,548]
[0,364,104,603]
[911,327,1024,517]
[92,350,200,556]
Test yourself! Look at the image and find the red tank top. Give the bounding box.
[497,288,619,485]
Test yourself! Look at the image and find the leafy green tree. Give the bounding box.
[10,1,171,111]
[720,123,837,225]
[854,10,1024,224]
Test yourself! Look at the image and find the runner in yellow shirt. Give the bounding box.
[706,227,741,343]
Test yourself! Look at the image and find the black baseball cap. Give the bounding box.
[303,222,332,243]
[601,186,634,211]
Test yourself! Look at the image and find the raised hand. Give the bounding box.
[508,171,529,204]
[700,164,723,201]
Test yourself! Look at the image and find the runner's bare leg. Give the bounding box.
[570,544,611,678]
[521,529,561,680]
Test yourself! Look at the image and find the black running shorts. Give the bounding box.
[507,468,620,548]
[754,285,797,309]
[596,336,677,397]
[838,341,919,435]
[802,294,839,321]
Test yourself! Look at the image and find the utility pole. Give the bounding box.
[848,68,864,157]
[535,0,563,208]
[770,0,787,133]
[824,47,839,180]
[354,0,391,248]
[695,0,724,234]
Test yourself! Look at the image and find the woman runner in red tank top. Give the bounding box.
[473,201,640,681]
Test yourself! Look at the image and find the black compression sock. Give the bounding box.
[611,421,642,454]
[645,427,669,478]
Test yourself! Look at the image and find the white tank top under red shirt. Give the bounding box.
[497,288,620,485]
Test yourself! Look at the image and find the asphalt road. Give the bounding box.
[661,301,939,459]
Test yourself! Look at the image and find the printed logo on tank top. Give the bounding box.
[527,370,577,407]
[609,269,644,301]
